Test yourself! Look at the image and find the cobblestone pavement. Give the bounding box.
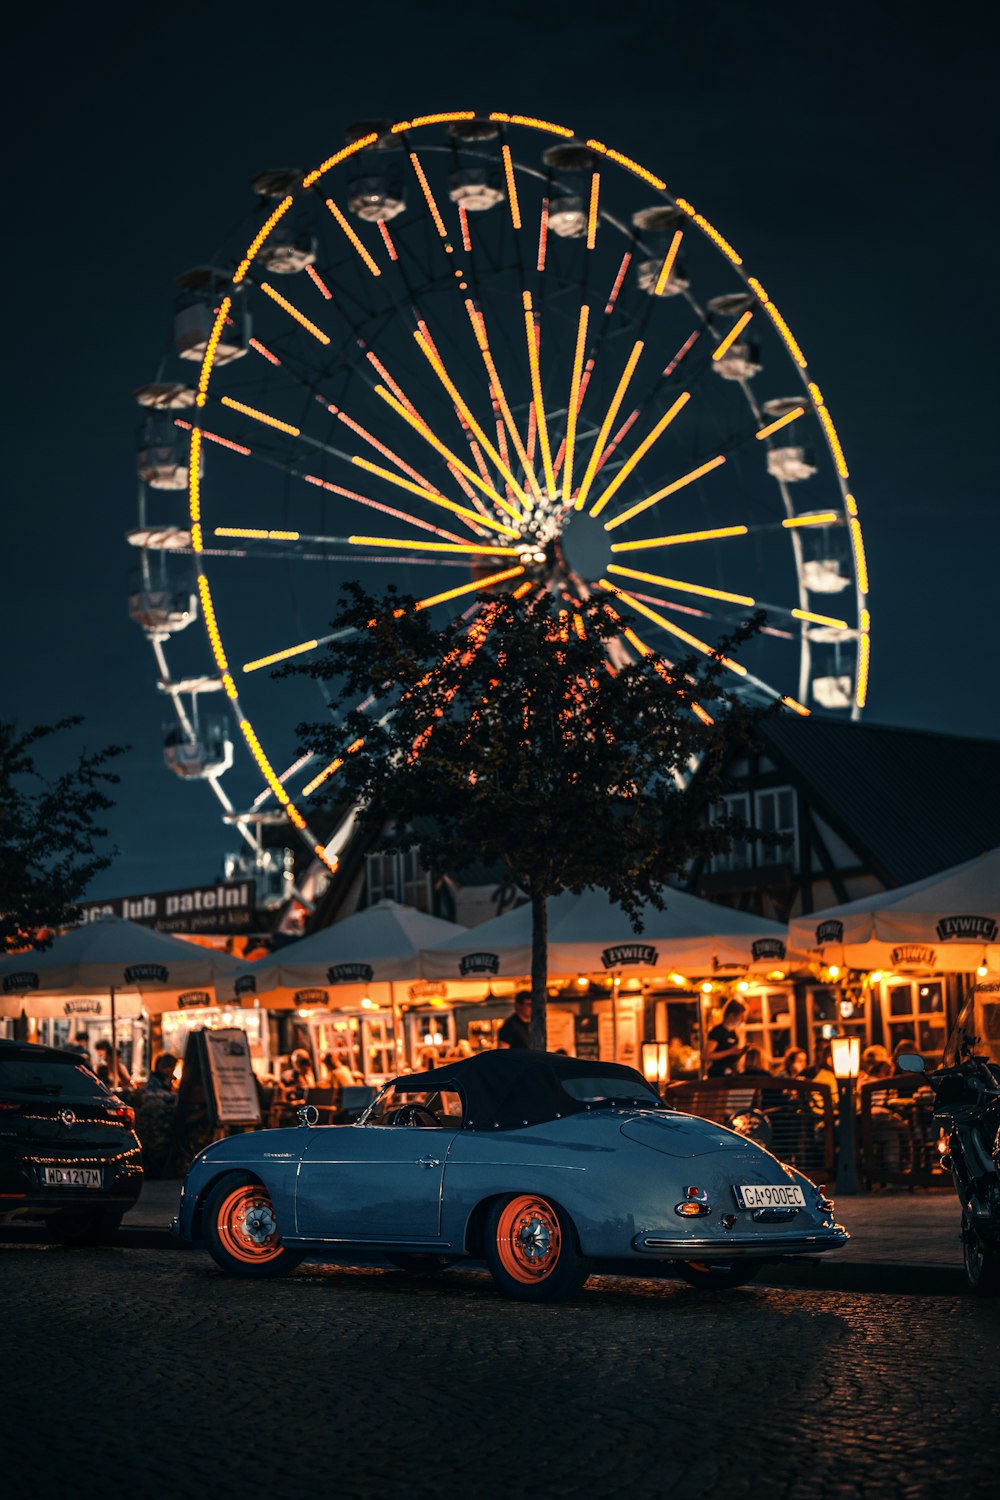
[3,1245,998,1500]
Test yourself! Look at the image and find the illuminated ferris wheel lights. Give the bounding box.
[712,310,755,362]
[196,575,228,672]
[301,135,378,191]
[304,266,333,301]
[564,305,591,507]
[674,199,742,265]
[323,199,382,276]
[589,392,691,520]
[849,517,869,593]
[604,455,728,532]
[611,523,748,552]
[348,534,519,557]
[653,230,684,297]
[607,563,755,607]
[243,640,319,674]
[351,455,518,537]
[536,198,549,271]
[414,565,526,612]
[782,696,811,717]
[248,336,283,365]
[586,173,601,250]
[334,410,437,492]
[259,282,330,344]
[215,527,300,541]
[233,198,293,283]
[792,608,850,630]
[755,407,806,441]
[808,382,850,478]
[174,419,251,457]
[574,340,645,513]
[522,293,557,497]
[598,579,748,676]
[747,278,807,368]
[373,384,521,519]
[410,152,448,237]
[500,144,521,229]
[196,298,232,407]
[781,511,840,528]
[585,141,666,191]
[219,396,300,437]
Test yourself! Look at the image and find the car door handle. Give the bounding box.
[416,1156,441,1168]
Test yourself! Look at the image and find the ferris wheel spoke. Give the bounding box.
[573,339,645,512]
[241,627,359,675]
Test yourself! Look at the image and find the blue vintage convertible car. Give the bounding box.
[176,1051,848,1299]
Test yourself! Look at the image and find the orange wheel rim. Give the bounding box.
[216,1185,283,1264]
[496,1196,562,1284]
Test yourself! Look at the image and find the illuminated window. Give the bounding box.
[883,980,947,1061]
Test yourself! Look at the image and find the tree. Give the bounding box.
[293,585,770,1049]
[0,718,126,952]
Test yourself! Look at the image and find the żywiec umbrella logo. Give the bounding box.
[235,974,257,997]
[459,953,500,976]
[123,964,169,984]
[177,991,211,1009]
[600,944,658,969]
[751,938,786,962]
[816,920,844,944]
[2,972,38,994]
[294,989,328,1004]
[890,945,937,967]
[936,915,998,943]
[63,999,102,1015]
[327,964,374,985]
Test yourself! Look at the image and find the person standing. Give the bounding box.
[497,992,532,1049]
[705,1000,747,1077]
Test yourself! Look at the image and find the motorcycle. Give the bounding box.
[900,985,1000,1294]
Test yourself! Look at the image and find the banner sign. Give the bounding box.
[2,972,39,994]
[327,963,374,985]
[816,920,844,944]
[751,938,787,962]
[935,915,998,943]
[890,945,937,967]
[600,943,658,969]
[79,880,256,935]
[459,952,500,976]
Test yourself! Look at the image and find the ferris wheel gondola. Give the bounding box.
[129,109,871,882]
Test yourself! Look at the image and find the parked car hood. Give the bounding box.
[620,1110,755,1158]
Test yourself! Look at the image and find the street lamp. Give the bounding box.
[641,1041,670,1096]
[831,1035,862,1195]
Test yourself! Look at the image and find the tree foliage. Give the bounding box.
[294,585,771,1047]
[0,718,126,952]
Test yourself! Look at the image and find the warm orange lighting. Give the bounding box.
[377,219,399,261]
[512,579,534,599]
[501,144,521,229]
[586,172,600,249]
[302,737,364,797]
[575,340,644,512]
[748,278,807,367]
[791,608,850,629]
[412,331,527,511]
[325,199,382,275]
[598,579,748,674]
[374,384,516,518]
[782,512,839,528]
[351,455,518,535]
[219,396,300,437]
[305,265,333,300]
[607,564,754,606]
[349,534,518,556]
[712,310,754,361]
[590,393,690,519]
[196,297,232,407]
[585,140,665,189]
[807,382,850,477]
[653,230,683,296]
[845,492,859,517]
[174,419,251,457]
[522,292,556,496]
[856,631,871,708]
[674,199,742,264]
[404,111,477,129]
[755,406,805,441]
[234,198,293,282]
[415,565,525,611]
[849,517,869,594]
[536,197,549,271]
[249,336,282,364]
[260,282,330,344]
[215,527,300,541]
[782,695,811,717]
[604,252,631,315]
[243,640,319,673]
[197,574,228,672]
[302,135,377,190]
[489,113,574,136]
[611,524,748,552]
[562,304,590,506]
[334,410,434,492]
[604,455,726,531]
[409,153,447,237]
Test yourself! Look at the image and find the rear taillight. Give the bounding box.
[0,1101,21,1113]
[107,1104,135,1126]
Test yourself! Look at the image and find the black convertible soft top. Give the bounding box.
[396,1049,660,1131]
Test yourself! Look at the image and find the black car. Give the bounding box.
[0,1039,143,1242]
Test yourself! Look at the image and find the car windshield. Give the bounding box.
[943,987,1000,1067]
[363,1085,464,1127]
[0,1057,108,1100]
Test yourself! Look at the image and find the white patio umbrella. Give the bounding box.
[242,899,469,1010]
[420,886,794,981]
[787,847,1000,974]
[0,916,248,1078]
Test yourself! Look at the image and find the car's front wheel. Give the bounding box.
[675,1259,763,1290]
[485,1194,588,1302]
[203,1174,303,1278]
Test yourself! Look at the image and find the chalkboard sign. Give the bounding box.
[203,1028,262,1125]
[164,1027,261,1177]
[574,1014,600,1061]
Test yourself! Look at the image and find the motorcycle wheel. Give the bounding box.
[962,1212,1000,1296]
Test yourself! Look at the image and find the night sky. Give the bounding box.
[5,2,997,900]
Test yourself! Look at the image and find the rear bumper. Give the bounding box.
[632,1224,849,1258]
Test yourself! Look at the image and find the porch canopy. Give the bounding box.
[420,886,793,982]
[787,846,1000,974]
[0,914,247,1019]
[241,899,469,1009]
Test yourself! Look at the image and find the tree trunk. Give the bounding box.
[529,887,548,1051]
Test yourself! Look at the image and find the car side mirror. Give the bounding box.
[297,1104,319,1127]
[897,1053,926,1073]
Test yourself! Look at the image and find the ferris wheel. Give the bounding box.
[130,109,870,880]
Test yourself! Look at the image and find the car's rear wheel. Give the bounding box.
[47,1209,123,1246]
[485,1193,588,1302]
[676,1259,763,1290]
[204,1173,303,1279]
[962,1212,1000,1295]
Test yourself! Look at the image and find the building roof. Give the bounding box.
[759,717,1000,887]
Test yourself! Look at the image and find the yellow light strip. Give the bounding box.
[536,197,549,271]
[334,409,435,492]
[856,623,871,708]
[349,534,518,556]
[808,382,850,478]
[412,330,528,511]
[845,492,858,517]
[611,524,747,552]
[653,230,683,296]
[352,455,519,536]
[598,579,747,675]
[781,512,839,528]
[260,282,330,344]
[324,199,381,276]
[249,334,283,362]
[674,198,742,264]
[522,292,556,496]
[512,579,534,599]
[607,564,755,606]
[197,574,228,671]
[239,719,307,828]
[196,297,232,407]
[243,639,319,673]
[409,153,447,237]
[302,134,377,190]
[782,695,811,717]
[220,396,300,437]
[849,516,869,593]
[490,113,573,137]
[377,219,399,261]
[590,393,690,519]
[564,305,590,506]
[585,140,666,190]
[748,277,807,367]
[464,301,541,505]
[396,112,476,131]
[415,564,525,611]
[604,455,726,531]
[234,197,293,282]
[501,144,521,229]
[574,340,644,512]
[302,737,365,798]
[374,384,519,519]
[791,608,850,629]
[586,172,600,249]
[188,429,202,526]
[712,310,754,361]
[215,527,300,541]
[756,406,805,440]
